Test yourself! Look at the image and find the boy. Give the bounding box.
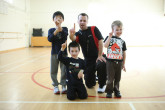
[48,11,68,94]
[104,20,127,98]
[58,41,88,100]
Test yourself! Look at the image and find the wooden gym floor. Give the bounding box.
[0,46,165,110]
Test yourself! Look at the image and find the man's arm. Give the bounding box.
[96,40,106,62]
[69,23,76,41]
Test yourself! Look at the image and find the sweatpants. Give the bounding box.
[67,83,88,100]
[50,54,66,87]
[105,60,122,93]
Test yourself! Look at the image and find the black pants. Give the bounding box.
[96,60,107,88]
[105,61,122,93]
[84,57,106,88]
[67,83,88,100]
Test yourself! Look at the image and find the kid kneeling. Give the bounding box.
[58,41,88,100]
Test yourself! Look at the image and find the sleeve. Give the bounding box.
[61,27,68,43]
[103,36,109,42]
[58,50,70,65]
[75,32,79,43]
[94,26,103,40]
[122,41,127,51]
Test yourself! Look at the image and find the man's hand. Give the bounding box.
[61,40,67,51]
[96,56,106,63]
[78,70,84,79]
[69,23,76,41]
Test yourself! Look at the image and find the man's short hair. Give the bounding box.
[78,13,88,19]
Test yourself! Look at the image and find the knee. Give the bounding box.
[67,95,76,100]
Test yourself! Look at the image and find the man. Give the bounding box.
[69,13,106,93]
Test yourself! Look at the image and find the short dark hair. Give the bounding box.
[53,11,64,20]
[68,41,80,52]
[78,13,88,19]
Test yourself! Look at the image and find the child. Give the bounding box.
[58,41,88,100]
[48,11,68,94]
[104,20,127,98]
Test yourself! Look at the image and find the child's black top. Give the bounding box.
[75,26,103,59]
[48,27,68,55]
[58,50,85,85]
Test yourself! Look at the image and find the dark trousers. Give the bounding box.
[96,60,107,88]
[105,61,122,93]
[84,58,97,88]
[84,58,106,88]
[67,83,88,100]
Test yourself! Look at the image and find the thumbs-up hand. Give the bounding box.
[61,40,67,51]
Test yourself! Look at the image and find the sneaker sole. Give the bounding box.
[54,91,60,94]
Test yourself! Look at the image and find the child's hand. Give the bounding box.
[61,40,67,51]
[55,21,62,32]
[109,31,113,38]
[69,23,76,37]
[122,64,126,72]
[78,70,84,79]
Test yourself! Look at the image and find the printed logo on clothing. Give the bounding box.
[69,62,80,74]
[107,38,124,60]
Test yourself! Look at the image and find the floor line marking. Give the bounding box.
[0,101,165,104]
[129,103,136,110]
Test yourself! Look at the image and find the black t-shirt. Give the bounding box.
[58,51,85,85]
[104,36,127,61]
[75,26,103,59]
[48,27,68,55]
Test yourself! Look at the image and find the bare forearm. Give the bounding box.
[104,37,111,48]
[98,40,103,57]
[69,35,76,41]
[123,51,126,65]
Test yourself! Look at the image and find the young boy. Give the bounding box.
[58,41,88,100]
[48,11,68,94]
[104,20,127,98]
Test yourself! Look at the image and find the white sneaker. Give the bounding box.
[97,86,105,93]
[54,86,60,94]
[61,86,67,94]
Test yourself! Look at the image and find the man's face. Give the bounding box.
[113,25,123,37]
[69,47,80,59]
[78,15,88,30]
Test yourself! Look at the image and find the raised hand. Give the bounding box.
[78,70,84,79]
[69,23,76,40]
[61,40,67,51]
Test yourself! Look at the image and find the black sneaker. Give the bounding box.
[114,91,122,98]
[106,93,112,98]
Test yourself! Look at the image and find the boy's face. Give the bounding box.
[53,15,63,25]
[113,25,123,37]
[78,15,88,30]
[69,47,80,59]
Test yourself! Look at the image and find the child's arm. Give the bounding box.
[122,51,126,72]
[104,32,113,48]
[69,23,76,41]
[58,41,69,65]
[54,21,63,36]
[78,69,84,79]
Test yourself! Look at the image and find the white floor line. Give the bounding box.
[0,101,165,104]
[0,51,48,70]
[5,54,49,72]
[129,103,136,110]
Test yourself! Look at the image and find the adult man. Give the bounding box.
[69,13,106,92]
